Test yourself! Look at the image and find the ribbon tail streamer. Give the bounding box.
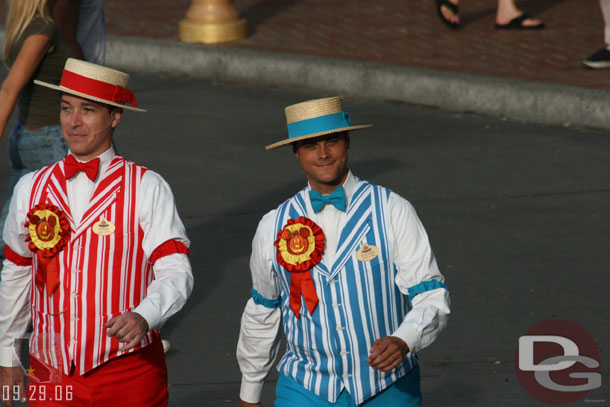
[289,271,319,318]
[36,253,60,295]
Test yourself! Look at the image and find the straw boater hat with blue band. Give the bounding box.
[34,58,146,112]
[265,96,373,150]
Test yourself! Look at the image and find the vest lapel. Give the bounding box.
[327,183,374,281]
[71,157,124,240]
[44,161,76,230]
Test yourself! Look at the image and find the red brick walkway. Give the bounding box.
[3,0,609,89]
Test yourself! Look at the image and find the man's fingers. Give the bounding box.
[369,349,394,368]
[119,331,137,344]
[119,332,144,351]
[120,339,138,352]
[105,315,117,328]
[368,337,409,371]
[368,339,388,361]
[373,353,402,371]
[105,316,122,336]
[106,313,148,345]
[106,315,132,338]
[370,338,388,354]
[113,325,134,341]
[114,322,139,342]
[370,338,388,352]
[368,338,391,360]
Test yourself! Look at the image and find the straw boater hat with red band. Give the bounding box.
[265,96,372,150]
[34,58,145,112]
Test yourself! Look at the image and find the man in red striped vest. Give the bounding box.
[0,58,193,407]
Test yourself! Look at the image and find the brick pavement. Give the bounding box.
[2,0,610,89]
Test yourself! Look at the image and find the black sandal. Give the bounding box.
[436,0,459,30]
[495,13,544,30]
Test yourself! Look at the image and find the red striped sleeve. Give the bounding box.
[4,246,33,266]
[150,240,189,265]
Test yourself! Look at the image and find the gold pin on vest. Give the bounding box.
[92,218,116,236]
[356,243,378,262]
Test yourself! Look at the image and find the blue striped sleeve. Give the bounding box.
[251,288,281,309]
[407,279,448,308]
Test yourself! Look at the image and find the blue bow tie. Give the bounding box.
[309,186,347,213]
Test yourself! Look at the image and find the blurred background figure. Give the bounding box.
[583,0,610,69]
[0,0,72,257]
[50,0,106,64]
[436,0,543,29]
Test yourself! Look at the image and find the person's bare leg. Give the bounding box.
[440,0,460,24]
[496,0,542,27]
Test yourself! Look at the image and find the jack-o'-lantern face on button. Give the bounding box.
[35,216,57,242]
[283,227,311,255]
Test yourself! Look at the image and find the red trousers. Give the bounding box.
[27,338,168,407]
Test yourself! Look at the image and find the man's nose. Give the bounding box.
[70,110,82,127]
[318,143,330,158]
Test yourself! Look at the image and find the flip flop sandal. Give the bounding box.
[495,13,544,30]
[436,0,459,30]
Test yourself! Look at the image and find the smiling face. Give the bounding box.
[293,132,350,194]
[60,94,122,161]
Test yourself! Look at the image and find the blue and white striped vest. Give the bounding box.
[271,181,416,404]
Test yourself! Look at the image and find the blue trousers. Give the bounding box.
[0,121,67,257]
[275,365,422,407]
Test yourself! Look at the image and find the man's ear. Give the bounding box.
[111,109,123,128]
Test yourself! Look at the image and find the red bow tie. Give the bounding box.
[64,155,100,181]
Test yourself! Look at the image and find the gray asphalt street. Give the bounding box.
[1,72,608,406]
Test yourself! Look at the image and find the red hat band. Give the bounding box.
[60,70,138,107]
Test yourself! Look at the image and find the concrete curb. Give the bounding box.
[3,28,609,131]
[104,36,610,132]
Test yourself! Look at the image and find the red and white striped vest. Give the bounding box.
[27,155,158,375]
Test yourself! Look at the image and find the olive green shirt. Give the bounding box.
[7,17,72,128]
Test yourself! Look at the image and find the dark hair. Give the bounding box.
[291,131,350,153]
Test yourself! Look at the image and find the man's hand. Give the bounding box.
[105,311,149,352]
[367,336,410,372]
[240,401,262,407]
[0,366,26,407]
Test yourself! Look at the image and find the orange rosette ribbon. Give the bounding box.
[274,216,325,317]
[25,204,70,295]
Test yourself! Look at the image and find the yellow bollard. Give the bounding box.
[179,0,247,44]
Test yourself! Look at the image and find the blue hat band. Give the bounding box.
[287,111,351,140]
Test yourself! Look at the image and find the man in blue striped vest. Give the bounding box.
[237,96,450,407]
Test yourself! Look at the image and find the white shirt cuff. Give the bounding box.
[240,377,265,404]
[391,324,421,354]
[133,299,163,331]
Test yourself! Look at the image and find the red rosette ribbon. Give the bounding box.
[274,216,325,317]
[24,204,71,295]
